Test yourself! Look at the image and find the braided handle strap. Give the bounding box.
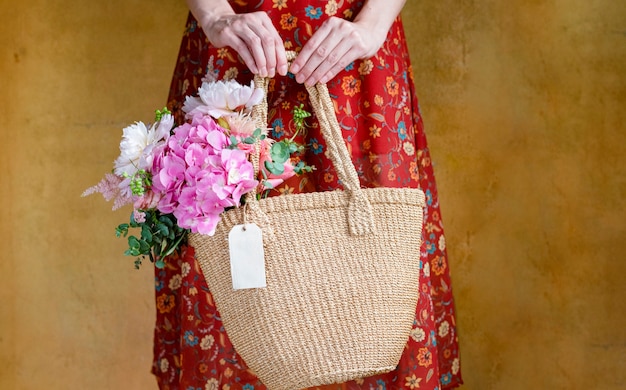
[247,51,375,236]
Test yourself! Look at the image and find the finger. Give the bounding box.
[261,15,287,77]
[224,32,259,74]
[264,38,277,78]
[293,37,339,84]
[237,24,268,76]
[273,33,288,76]
[303,38,355,85]
[318,47,361,85]
[290,20,334,76]
[247,21,279,77]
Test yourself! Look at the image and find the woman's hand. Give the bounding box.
[187,0,288,77]
[289,0,406,86]
[203,12,288,77]
[289,17,385,86]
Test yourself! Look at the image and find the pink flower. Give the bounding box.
[150,114,259,235]
[222,148,258,205]
[259,140,297,189]
[134,190,161,210]
[224,112,266,138]
[82,173,133,210]
[133,210,146,223]
[152,153,186,214]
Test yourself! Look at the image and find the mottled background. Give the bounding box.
[1,1,625,389]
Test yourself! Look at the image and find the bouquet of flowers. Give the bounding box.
[84,79,312,268]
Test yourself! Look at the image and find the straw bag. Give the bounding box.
[189,65,426,390]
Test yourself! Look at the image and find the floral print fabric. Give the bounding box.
[153,1,462,389]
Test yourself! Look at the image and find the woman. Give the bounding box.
[152,0,462,389]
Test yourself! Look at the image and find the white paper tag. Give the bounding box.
[228,224,267,290]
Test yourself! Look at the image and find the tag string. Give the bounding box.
[243,202,248,231]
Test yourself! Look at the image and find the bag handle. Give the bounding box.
[247,51,375,236]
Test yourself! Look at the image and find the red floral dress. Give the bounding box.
[152,1,462,389]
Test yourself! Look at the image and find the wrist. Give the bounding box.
[187,1,236,32]
[351,17,390,58]
[352,0,404,57]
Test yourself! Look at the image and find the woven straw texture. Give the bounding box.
[189,58,426,389]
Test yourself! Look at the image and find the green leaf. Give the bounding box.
[159,216,174,227]
[157,223,169,237]
[270,142,290,163]
[139,239,151,254]
[141,225,153,242]
[128,235,140,250]
[264,160,285,175]
[116,223,129,238]
[129,215,141,228]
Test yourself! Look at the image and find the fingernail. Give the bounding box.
[278,64,288,76]
[269,68,276,78]
[296,74,305,84]
[290,63,300,74]
[260,68,268,77]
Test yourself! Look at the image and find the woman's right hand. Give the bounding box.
[201,11,288,78]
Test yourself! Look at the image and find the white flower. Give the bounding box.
[204,378,219,390]
[423,261,431,278]
[452,357,460,375]
[168,274,182,290]
[438,320,450,337]
[183,80,264,119]
[159,358,169,373]
[200,334,215,350]
[410,327,426,342]
[403,141,415,156]
[223,67,239,80]
[325,0,338,16]
[113,114,173,177]
[438,234,446,251]
[181,262,191,277]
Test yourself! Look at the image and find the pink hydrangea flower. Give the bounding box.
[151,115,259,235]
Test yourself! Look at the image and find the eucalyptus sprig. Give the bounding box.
[228,127,266,149]
[116,210,188,269]
[264,139,313,176]
[264,104,315,177]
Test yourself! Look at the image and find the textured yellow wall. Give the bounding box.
[404,1,626,389]
[1,1,625,389]
[0,1,188,389]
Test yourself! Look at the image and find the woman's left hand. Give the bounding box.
[289,17,387,86]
